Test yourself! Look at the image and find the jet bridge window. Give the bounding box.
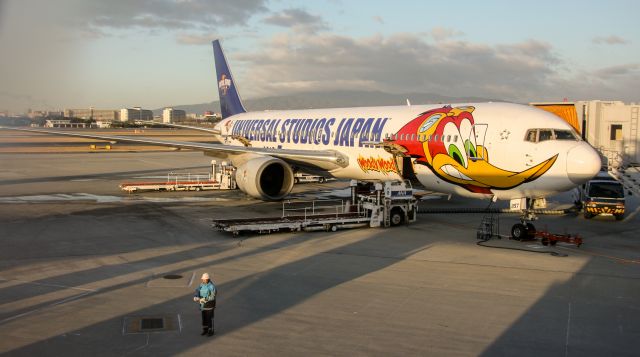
[610,124,623,140]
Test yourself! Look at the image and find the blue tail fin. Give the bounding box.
[212,40,246,119]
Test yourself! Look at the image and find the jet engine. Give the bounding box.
[235,157,295,200]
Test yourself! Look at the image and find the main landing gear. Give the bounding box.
[510,198,539,241]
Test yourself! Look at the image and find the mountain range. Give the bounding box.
[155,90,500,115]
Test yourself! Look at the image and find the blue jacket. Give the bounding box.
[194,281,216,311]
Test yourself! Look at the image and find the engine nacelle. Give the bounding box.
[235,157,295,200]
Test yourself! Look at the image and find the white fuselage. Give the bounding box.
[214,102,601,200]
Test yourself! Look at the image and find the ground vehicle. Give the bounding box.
[579,172,626,220]
[212,180,417,235]
[293,173,331,184]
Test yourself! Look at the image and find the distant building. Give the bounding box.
[186,113,203,120]
[45,119,87,128]
[64,108,119,121]
[120,107,153,122]
[204,111,221,121]
[93,120,112,129]
[28,110,63,119]
[162,107,186,123]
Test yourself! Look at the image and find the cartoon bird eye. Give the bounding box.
[443,122,468,168]
[419,113,443,133]
[448,144,465,166]
[465,139,477,158]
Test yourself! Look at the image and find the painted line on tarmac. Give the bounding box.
[556,246,640,265]
[0,277,98,292]
[0,290,94,325]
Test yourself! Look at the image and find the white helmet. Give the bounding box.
[201,273,210,280]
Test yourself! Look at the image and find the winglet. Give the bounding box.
[212,39,246,119]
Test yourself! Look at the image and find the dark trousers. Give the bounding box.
[201,309,214,331]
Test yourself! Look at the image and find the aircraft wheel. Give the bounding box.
[294,177,299,184]
[318,177,325,183]
[330,225,337,232]
[525,223,536,239]
[511,223,526,240]
[583,211,593,219]
[615,214,624,221]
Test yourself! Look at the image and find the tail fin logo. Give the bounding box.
[218,74,231,96]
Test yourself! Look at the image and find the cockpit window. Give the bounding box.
[554,130,578,140]
[525,130,537,142]
[538,129,553,142]
[524,128,579,143]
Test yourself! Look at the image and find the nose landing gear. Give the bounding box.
[510,222,536,240]
[510,198,540,241]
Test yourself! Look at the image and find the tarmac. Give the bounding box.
[0,151,639,356]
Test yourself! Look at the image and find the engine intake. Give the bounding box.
[235,157,295,200]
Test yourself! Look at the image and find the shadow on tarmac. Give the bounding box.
[1,216,433,355]
[1,198,639,355]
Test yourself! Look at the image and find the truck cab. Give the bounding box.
[580,172,626,220]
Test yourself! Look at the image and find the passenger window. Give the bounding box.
[433,134,438,142]
[538,129,553,142]
[446,135,451,142]
[453,135,458,142]
[428,135,432,142]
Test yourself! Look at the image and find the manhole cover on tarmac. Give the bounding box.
[146,272,193,287]
[123,315,179,334]
[163,274,183,280]
[141,318,165,330]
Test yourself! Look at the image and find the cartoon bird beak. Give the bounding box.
[433,146,558,189]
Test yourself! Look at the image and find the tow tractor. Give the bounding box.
[212,180,418,236]
[535,230,583,247]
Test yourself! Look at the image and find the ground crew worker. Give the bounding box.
[193,272,216,336]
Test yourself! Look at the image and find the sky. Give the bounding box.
[0,0,639,113]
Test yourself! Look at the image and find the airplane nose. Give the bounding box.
[566,143,602,184]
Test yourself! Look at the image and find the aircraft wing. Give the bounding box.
[0,127,349,170]
[136,120,221,134]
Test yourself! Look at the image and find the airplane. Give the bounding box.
[1,39,602,239]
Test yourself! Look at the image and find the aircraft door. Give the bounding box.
[467,123,487,161]
[391,155,420,186]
